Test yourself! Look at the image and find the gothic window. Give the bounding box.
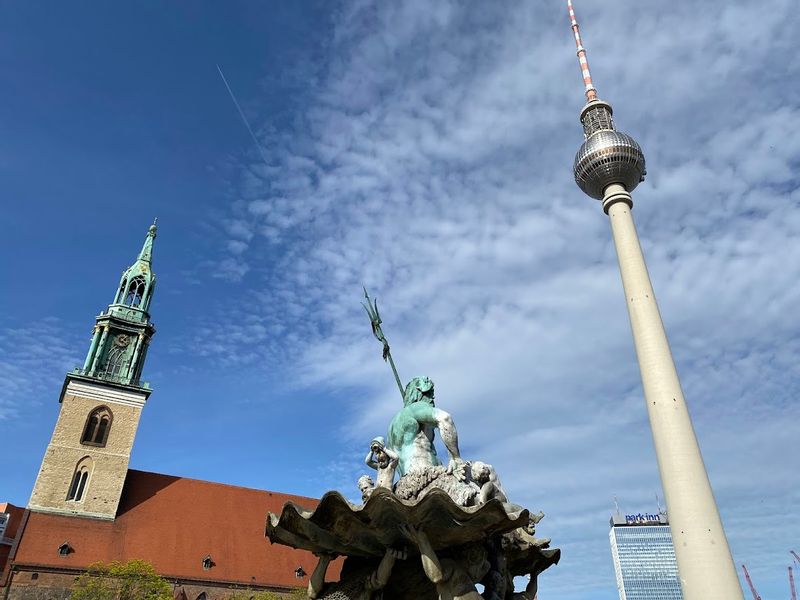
[81,407,113,446]
[124,276,146,307]
[196,594,208,600]
[143,281,155,310]
[116,278,128,304]
[66,458,93,502]
[103,345,127,380]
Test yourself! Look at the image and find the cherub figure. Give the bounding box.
[307,548,406,600]
[401,524,490,600]
[469,462,507,505]
[364,436,399,491]
[357,475,375,503]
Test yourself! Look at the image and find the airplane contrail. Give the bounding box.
[216,64,270,166]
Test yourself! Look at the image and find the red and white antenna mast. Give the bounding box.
[567,0,598,103]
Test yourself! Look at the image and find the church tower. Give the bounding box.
[29,221,159,520]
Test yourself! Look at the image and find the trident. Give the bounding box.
[362,288,404,400]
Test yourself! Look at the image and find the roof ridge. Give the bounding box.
[126,468,321,502]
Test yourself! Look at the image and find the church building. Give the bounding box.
[1,224,327,600]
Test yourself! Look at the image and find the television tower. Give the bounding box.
[565,2,743,599]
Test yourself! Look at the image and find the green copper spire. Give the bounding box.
[112,218,158,313]
[73,221,159,391]
[137,217,157,263]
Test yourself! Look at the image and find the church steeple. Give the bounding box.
[30,222,160,520]
[76,221,158,389]
[110,218,157,314]
[137,218,157,264]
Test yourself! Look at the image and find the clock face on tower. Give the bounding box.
[114,334,131,348]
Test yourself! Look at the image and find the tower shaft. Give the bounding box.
[604,185,743,599]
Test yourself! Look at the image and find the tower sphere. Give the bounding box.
[573,129,646,200]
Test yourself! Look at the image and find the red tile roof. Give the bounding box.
[12,470,339,589]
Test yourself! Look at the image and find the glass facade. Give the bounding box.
[609,520,683,600]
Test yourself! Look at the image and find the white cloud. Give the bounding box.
[0,318,82,421]
[196,0,800,597]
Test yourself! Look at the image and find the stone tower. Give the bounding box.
[28,221,158,520]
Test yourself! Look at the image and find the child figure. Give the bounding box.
[364,436,399,491]
[470,461,508,505]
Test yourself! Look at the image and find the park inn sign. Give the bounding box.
[625,513,664,525]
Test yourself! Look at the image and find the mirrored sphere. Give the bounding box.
[573,130,646,200]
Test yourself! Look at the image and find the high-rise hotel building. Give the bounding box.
[609,511,683,600]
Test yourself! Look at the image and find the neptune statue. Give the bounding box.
[388,376,464,477]
[264,290,559,599]
[387,376,478,505]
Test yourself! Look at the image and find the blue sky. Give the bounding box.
[1,1,799,599]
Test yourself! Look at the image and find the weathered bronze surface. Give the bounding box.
[265,293,559,599]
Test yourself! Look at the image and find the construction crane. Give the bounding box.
[789,566,797,600]
[741,564,762,600]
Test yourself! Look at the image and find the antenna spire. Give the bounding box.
[567,0,598,103]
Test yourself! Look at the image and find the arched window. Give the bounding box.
[103,346,127,380]
[81,407,113,446]
[195,594,207,600]
[143,281,155,311]
[124,276,146,307]
[66,458,93,502]
[116,278,128,304]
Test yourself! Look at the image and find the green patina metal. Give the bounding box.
[362,291,451,476]
[387,376,443,476]
[73,220,159,391]
[362,288,404,399]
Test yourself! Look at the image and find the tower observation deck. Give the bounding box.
[565,2,744,599]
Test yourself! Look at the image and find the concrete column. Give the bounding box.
[82,326,102,371]
[89,326,109,375]
[603,183,743,600]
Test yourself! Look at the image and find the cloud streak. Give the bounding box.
[216,64,272,169]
